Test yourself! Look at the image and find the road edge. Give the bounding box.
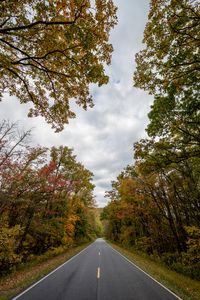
[107,242,183,300]
[11,242,94,300]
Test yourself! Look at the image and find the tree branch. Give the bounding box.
[0,17,11,28]
[13,61,71,78]
[0,19,76,34]
[0,3,86,34]
[6,67,64,128]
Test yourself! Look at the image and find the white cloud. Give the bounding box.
[0,0,153,207]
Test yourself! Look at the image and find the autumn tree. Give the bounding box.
[103,0,200,281]
[0,121,98,274]
[0,0,117,131]
[103,154,200,276]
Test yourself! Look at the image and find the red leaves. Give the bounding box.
[39,161,57,177]
[38,160,73,194]
[0,122,97,274]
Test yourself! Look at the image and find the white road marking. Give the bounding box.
[11,243,94,300]
[109,244,183,300]
[97,267,101,279]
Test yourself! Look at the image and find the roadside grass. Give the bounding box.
[109,242,200,300]
[0,242,92,300]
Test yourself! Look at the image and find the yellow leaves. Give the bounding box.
[182,226,200,265]
[0,0,117,131]
[65,214,80,239]
[65,222,74,233]
[0,222,23,268]
[63,214,79,244]
[0,122,97,274]
[185,226,200,252]
[120,178,136,197]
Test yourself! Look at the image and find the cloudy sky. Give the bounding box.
[0,0,153,207]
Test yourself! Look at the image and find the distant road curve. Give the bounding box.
[12,238,182,300]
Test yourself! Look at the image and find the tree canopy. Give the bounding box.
[133,0,200,139]
[0,0,117,131]
[102,0,200,282]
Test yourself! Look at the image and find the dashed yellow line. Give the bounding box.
[97,267,100,279]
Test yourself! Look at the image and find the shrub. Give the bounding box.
[0,223,23,274]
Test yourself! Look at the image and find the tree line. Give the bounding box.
[0,0,116,275]
[102,0,200,280]
[0,0,199,281]
[0,120,101,275]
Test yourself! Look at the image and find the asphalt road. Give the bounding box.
[12,239,181,300]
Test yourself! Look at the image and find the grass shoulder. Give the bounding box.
[108,241,200,300]
[0,242,92,300]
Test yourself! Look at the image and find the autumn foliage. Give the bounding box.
[0,121,100,275]
[0,0,117,131]
[103,0,200,281]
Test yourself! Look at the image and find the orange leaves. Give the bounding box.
[64,214,80,243]
[39,161,57,177]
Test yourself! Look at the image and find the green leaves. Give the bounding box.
[134,0,200,138]
[103,0,200,276]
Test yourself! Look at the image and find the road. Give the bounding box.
[12,239,181,300]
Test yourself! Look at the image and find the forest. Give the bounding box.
[0,0,199,284]
[102,0,200,281]
[0,120,102,275]
[0,0,115,276]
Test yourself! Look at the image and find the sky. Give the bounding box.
[0,0,153,207]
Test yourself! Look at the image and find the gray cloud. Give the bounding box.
[0,0,152,207]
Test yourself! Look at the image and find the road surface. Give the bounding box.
[12,239,181,300]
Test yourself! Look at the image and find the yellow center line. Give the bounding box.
[97,267,100,279]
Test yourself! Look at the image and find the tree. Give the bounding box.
[0,121,99,273]
[102,0,200,280]
[134,138,200,231]
[0,120,31,168]
[133,0,200,253]
[0,0,117,131]
[133,0,200,139]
